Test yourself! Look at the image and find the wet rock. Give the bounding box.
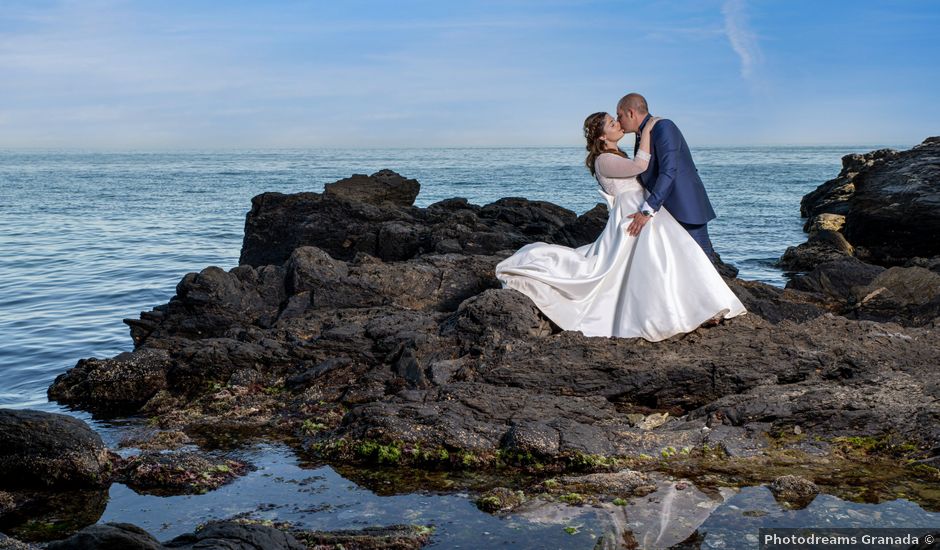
[116,451,250,496]
[170,264,287,337]
[0,533,33,550]
[122,264,287,348]
[117,429,192,451]
[0,409,114,490]
[476,487,525,513]
[41,520,433,550]
[166,336,290,395]
[288,524,433,550]
[688,316,940,447]
[549,470,657,499]
[47,348,172,415]
[617,479,726,549]
[768,474,819,509]
[164,520,306,550]
[0,488,108,543]
[501,422,560,457]
[44,523,163,550]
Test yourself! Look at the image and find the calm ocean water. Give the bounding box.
[4,146,935,547]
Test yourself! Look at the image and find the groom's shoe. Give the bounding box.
[700,308,731,328]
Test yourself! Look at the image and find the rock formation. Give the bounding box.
[781,137,940,269]
[779,138,940,327]
[37,160,940,534]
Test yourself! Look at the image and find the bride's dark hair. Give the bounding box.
[583,112,628,177]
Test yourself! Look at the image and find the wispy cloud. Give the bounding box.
[722,0,762,79]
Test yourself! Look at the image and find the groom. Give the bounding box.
[616,93,720,262]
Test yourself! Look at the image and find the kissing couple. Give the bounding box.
[495,92,746,342]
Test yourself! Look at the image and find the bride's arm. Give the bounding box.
[593,118,659,178]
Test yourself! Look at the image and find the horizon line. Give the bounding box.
[0,142,919,153]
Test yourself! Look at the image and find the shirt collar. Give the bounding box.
[637,114,652,134]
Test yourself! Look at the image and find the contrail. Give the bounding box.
[722,0,762,79]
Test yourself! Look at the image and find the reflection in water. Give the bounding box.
[2,433,939,548]
[510,476,731,548]
[0,488,108,542]
[483,471,940,549]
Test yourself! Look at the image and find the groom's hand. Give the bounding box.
[626,212,651,236]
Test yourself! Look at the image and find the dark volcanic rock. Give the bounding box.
[768,474,819,509]
[324,169,421,207]
[788,137,940,269]
[43,520,431,550]
[850,266,940,326]
[288,524,433,549]
[778,229,854,271]
[285,246,502,312]
[787,259,940,326]
[45,523,163,550]
[239,170,606,268]
[725,278,829,324]
[0,488,108,543]
[787,258,886,303]
[0,533,32,550]
[116,451,250,496]
[784,176,940,327]
[713,253,740,279]
[843,138,940,264]
[801,148,900,220]
[48,167,940,494]
[0,409,114,490]
[476,487,526,513]
[906,256,940,274]
[549,470,657,499]
[164,520,306,550]
[48,348,172,414]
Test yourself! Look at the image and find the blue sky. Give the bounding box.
[1,0,937,148]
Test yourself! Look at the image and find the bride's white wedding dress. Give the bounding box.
[495,153,746,342]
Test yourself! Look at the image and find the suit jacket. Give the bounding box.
[635,114,716,225]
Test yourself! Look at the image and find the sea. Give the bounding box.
[3,146,937,548]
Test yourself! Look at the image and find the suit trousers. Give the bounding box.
[679,221,715,259]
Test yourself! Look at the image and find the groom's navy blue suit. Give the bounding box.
[634,114,717,256]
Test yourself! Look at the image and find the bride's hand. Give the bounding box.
[646,116,661,133]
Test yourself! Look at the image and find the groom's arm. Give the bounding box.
[643,120,681,213]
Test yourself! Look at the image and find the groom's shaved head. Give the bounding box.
[618,93,649,115]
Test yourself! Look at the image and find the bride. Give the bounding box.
[494,112,746,342]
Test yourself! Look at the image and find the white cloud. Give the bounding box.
[722,0,762,79]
